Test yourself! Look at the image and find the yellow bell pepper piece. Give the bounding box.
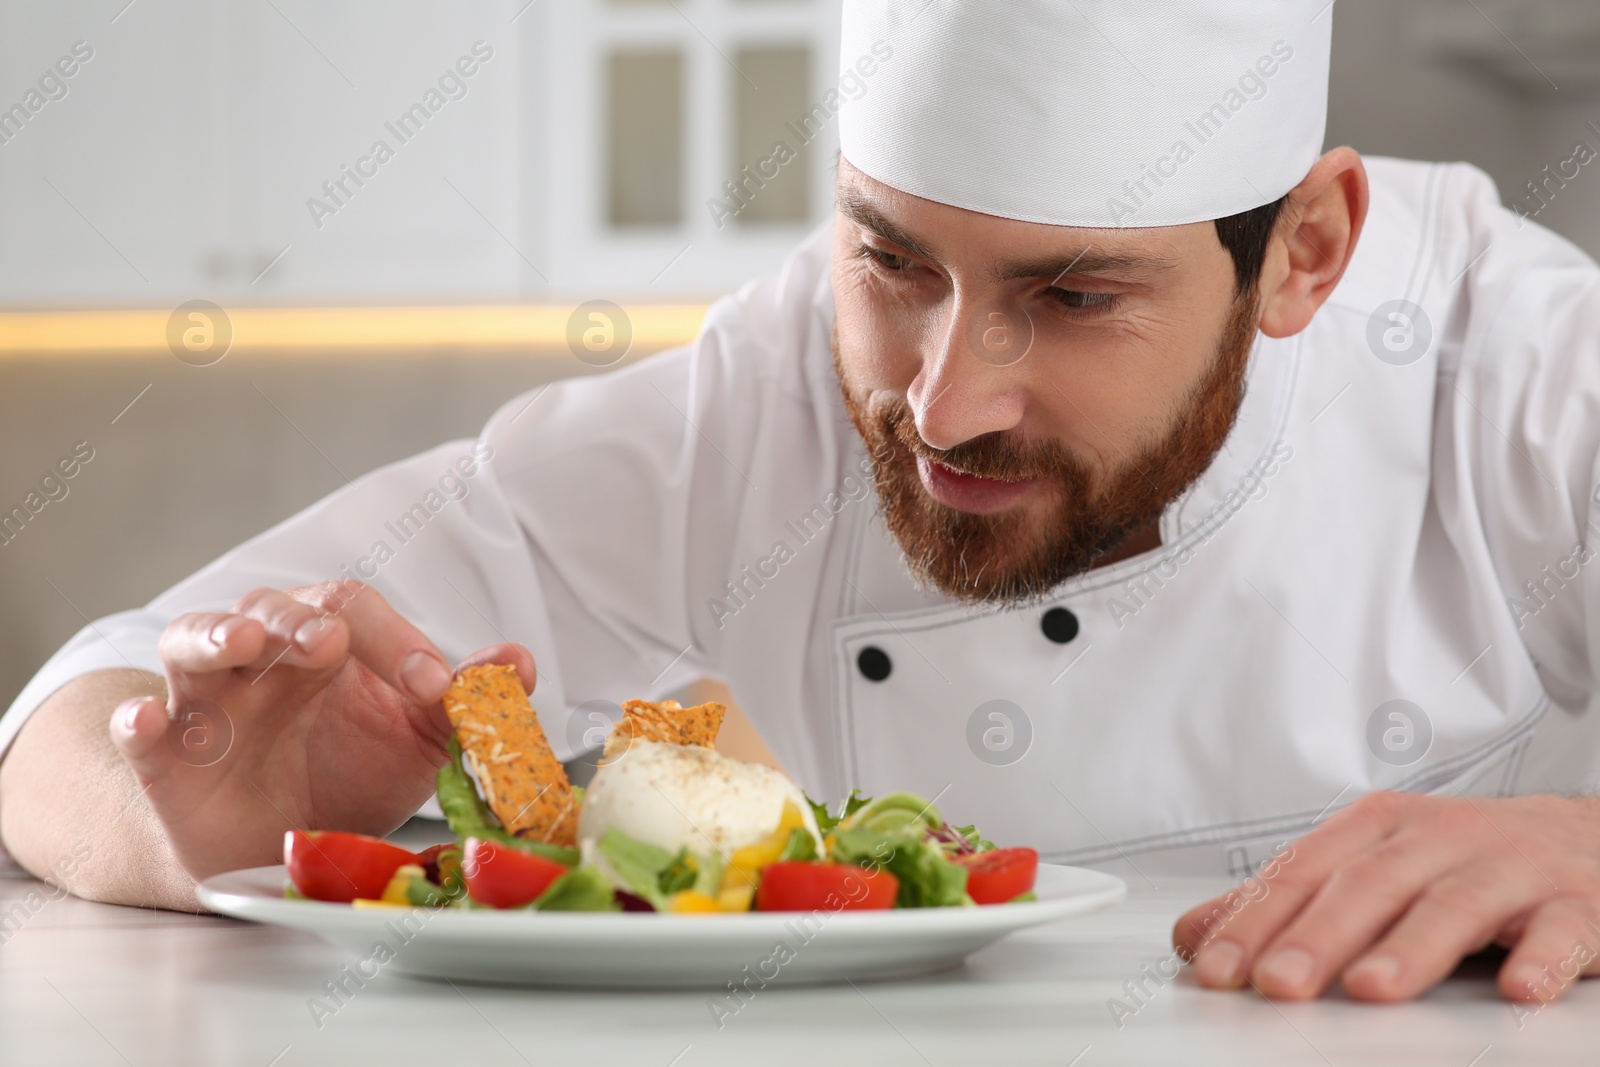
[723,801,807,891]
[718,884,756,912]
[668,890,721,914]
[385,864,426,902]
[350,863,427,909]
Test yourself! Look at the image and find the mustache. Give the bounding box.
[878,396,1087,484]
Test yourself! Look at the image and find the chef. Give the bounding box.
[4,0,1600,1008]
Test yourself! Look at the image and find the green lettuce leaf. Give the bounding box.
[829,825,968,909]
[500,836,581,868]
[658,849,701,896]
[947,823,996,853]
[818,791,967,908]
[437,736,502,837]
[597,829,722,907]
[692,849,726,897]
[776,826,818,863]
[597,829,676,908]
[402,872,456,908]
[806,789,871,836]
[437,738,579,866]
[533,866,620,912]
[844,792,942,836]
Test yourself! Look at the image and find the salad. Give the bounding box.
[282,665,1038,914]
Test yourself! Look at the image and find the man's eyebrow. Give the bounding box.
[835,191,940,264]
[837,188,1178,282]
[990,247,1179,283]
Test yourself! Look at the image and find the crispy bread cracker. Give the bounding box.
[603,698,727,761]
[442,664,577,847]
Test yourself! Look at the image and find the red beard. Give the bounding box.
[833,291,1260,605]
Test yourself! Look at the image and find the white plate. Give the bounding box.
[197,863,1126,988]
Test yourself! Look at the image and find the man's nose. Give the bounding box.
[907,294,1031,451]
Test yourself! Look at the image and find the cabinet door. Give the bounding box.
[0,0,532,307]
[545,0,841,298]
[0,2,235,305]
[0,0,848,306]
[230,1,534,301]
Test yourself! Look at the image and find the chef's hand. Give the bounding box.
[1172,791,1600,1004]
[109,581,535,882]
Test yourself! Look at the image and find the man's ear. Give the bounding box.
[1257,147,1369,339]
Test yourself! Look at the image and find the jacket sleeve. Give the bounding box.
[0,295,774,769]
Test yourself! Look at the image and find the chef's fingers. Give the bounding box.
[227,586,353,676]
[287,581,452,705]
[1495,896,1600,1004]
[158,591,344,716]
[158,612,267,701]
[1174,792,1406,986]
[1337,859,1557,1002]
[1495,912,1534,947]
[1243,825,1463,999]
[454,643,539,695]
[108,694,181,784]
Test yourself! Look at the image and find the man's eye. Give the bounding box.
[862,246,917,272]
[1049,288,1115,311]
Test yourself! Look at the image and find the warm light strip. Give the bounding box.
[0,305,710,354]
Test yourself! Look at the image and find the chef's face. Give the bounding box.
[830,155,1261,604]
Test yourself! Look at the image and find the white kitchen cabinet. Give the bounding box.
[0,0,841,307]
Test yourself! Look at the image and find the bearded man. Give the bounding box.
[6,0,1600,1006]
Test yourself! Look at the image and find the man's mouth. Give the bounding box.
[916,455,1045,515]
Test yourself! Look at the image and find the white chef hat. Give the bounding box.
[838,1,1332,228]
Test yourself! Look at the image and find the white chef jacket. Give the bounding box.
[6,157,1600,878]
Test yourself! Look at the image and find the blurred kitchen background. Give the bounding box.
[1,0,1598,738]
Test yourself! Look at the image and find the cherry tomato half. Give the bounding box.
[284,830,419,903]
[954,847,1038,904]
[755,862,899,912]
[461,838,568,909]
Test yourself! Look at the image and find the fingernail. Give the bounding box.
[1345,952,1401,988]
[294,618,327,651]
[209,620,232,648]
[399,652,451,700]
[1195,940,1245,986]
[1256,947,1317,993]
[115,698,145,735]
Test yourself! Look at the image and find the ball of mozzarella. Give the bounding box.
[577,741,822,865]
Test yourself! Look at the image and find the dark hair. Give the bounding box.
[1213,195,1289,295]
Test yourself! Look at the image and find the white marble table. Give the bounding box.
[2,853,1594,1067]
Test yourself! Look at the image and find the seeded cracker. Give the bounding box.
[442,663,577,847]
[603,698,727,761]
